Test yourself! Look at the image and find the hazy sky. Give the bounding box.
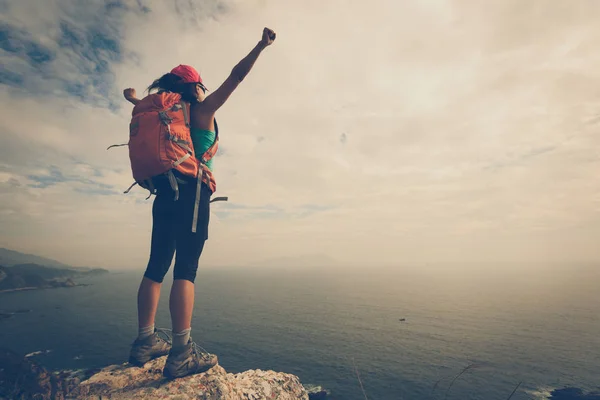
[1,0,599,269]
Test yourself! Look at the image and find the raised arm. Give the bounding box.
[123,88,141,105]
[201,27,276,113]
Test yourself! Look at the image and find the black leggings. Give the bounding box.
[143,175,212,283]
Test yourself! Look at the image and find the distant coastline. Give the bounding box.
[0,281,93,294]
[0,263,108,294]
[0,286,38,294]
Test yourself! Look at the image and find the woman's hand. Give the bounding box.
[123,88,137,100]
[260,27,276,47]
[123,88,141,105]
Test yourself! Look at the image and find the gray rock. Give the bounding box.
[67,356,310,399]
[1,348,317,399]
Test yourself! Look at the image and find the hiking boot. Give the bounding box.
[163,339,218,379]
[128,329,171,366]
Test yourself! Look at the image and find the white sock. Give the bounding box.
[173,328,191,349]
[138,325,154,340]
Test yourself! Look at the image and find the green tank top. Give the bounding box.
[190,128,216,171]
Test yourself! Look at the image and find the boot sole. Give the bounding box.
[128,356,149,366]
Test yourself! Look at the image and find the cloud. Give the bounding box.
[1,0,599,268]
[0,0,134,108]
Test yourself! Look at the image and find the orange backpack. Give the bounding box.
[109,91,224,232]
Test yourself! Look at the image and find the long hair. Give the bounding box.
[147,73,198,102]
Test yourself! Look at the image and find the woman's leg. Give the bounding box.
[169,280,195,331]
[139,193,177,331]
[137,277,162,331]
[129,193,176,366]
[163,182,216,378]
[170,237,206,330]
[170,182,210,345]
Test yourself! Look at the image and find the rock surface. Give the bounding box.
[0,347,78,400]
[1,348,318,399]
[69,356,310,399]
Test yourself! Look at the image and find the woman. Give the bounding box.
[123,27,276,379]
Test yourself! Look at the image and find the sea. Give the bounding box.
[1,264,599,400]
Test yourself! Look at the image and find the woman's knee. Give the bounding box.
[144,270,166,284]
[173,265,198,283]
[144,262,170,283]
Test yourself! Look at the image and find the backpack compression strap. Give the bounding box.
[191,118,223,233]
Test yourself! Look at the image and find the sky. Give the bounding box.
[1,0,599,270]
